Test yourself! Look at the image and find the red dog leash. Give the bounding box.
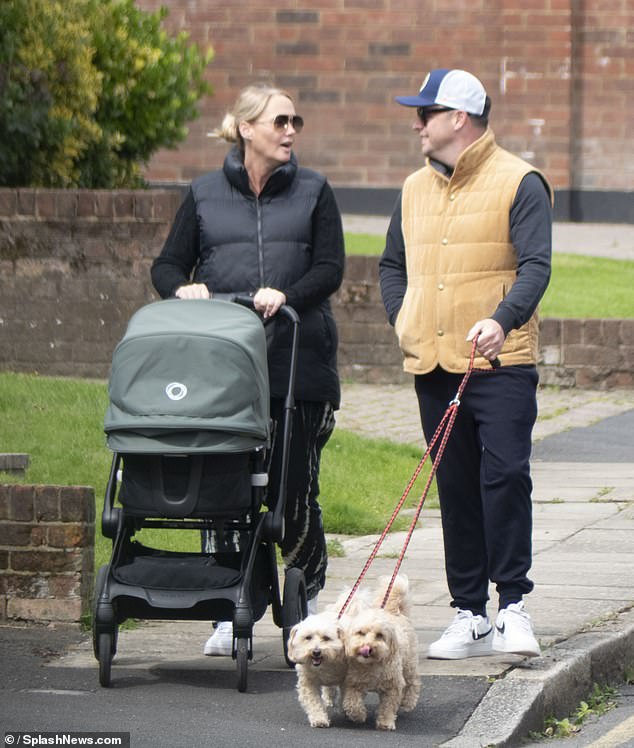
[338,337,498,617]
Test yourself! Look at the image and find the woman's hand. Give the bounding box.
[175,283,210,299]
[253,287,286,319]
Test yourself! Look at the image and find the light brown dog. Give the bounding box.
[341,575,420,730]
[287,610,348,728]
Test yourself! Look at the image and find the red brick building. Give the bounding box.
[137,0,633,222]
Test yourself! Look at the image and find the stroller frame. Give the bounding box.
[93,297,306,692]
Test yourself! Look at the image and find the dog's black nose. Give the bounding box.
[312,648,322,657]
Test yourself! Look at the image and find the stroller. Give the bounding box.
[92,296,306,692]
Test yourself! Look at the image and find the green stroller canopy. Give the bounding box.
[104,299,270,454]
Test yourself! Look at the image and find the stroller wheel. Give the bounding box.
[92,566,119,660]
[92,566,108,659]
[97,632,115,688]
[236,638,249,693]
[282,567,307,668]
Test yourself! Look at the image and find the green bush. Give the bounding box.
[0,0,213,188]
[78,0,213,187]
[0,0,102,187]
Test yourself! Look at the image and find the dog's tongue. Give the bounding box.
[359,645,372,658]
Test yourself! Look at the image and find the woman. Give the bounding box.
[151,84,345,656]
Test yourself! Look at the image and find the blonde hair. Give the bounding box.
[210,83,294,150]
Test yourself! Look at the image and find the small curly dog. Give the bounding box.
[288,576,420,730]
[287,608,348,728]
[341,575,421,731]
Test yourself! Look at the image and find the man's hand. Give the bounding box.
[175,283,210,299]
[466,318,505,362]
[253,287,286,319]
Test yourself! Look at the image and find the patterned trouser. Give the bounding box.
[202,399,335,601]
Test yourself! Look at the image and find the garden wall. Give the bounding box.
[0,483,95,623]
[1,188,632,389]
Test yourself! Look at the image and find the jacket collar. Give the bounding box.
[223,146,298,197]
[429,128,497,184]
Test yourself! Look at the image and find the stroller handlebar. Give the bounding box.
[231,293,300,326]
[232,293,299,544]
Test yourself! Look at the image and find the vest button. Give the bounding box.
[438,283,444,290]
[441,237,448,245]
[437,330,444,336]
[449,193,456,201]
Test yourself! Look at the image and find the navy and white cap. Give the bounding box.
[395,69,487,116]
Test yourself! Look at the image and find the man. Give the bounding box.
[379,69,552,660]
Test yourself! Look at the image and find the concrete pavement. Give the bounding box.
[38,383,634,746]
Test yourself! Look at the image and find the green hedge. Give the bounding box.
[0,0,212,188]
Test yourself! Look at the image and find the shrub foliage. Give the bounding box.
[0,0,213,188]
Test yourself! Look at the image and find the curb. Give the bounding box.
[442,606,634,747]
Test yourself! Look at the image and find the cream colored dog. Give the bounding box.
[287,609,348,728]
[341,575,420,731]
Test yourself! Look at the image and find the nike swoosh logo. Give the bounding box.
[496,623,505,635]
[472,626,493,641]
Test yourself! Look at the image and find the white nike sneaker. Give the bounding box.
[492,602,540,657]
[203,621,233,656]
[427,609,493,659]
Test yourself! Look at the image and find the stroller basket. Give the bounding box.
[118,452,251,518]
[113,544,242,591]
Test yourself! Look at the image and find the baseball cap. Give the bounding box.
[395,69,487,116]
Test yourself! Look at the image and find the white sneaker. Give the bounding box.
[203,621,233,656]
[427,609,493,659]
[493,602,540,657]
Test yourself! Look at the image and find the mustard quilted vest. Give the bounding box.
[396,128,552,374]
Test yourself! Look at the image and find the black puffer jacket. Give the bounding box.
[151,148,345,407]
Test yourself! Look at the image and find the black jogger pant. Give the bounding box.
[267,398,335,601]
[415,365,538,615]
[202,399,334,602]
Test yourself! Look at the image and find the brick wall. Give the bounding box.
[0,188,177,377]
[571,0,634,191]
[134,0,634,199]
[540,319,634,388]
[0,188,632,387]
[0,484,95,623]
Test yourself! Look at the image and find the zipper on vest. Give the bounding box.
[256,197,265,287]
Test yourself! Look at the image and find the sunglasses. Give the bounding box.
[257,114,305,133]
[416,106,455,125]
